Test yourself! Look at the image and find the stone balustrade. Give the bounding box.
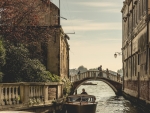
[70,70,122,83]
[0,82,63,110]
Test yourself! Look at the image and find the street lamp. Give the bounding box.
[114,52,122,58]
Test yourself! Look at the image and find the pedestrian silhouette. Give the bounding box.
[98,65,103,77]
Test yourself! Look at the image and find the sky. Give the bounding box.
[51,0,124,72]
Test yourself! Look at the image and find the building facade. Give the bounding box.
[47,28,70,79]
[41,2,70,78]
[121,0,150,103]
[1,0,70,78]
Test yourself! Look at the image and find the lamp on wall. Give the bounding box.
[114,52,122,58]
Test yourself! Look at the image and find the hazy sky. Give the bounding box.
[51,0,123,72]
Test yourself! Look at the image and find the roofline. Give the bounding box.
[50,2,60,11]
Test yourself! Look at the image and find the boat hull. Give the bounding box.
[65,103,97,113]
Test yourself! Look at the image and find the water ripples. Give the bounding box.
[77,81,145,113]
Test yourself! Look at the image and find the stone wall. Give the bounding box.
[46,28,69,78]
[121,0,150,103]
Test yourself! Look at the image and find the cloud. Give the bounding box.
[62,22,121,31]
[101,38,122,41]
[99,9,121,13]
[62,19,121,31]
[77,2,121,7]
[62,19,92,25]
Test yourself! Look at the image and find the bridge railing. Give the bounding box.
[70,70,122,83]
[0,82,63,110]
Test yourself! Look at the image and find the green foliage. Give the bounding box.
[0,39,6,69]
[2,44,60,82]
[0,38,6,82]
[62,77,72,96]
[0,72,3,82]
[48,74,60,82]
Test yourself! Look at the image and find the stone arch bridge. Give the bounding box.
[69,70,123,96]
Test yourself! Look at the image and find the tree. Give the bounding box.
[0,0,50,26]
[78,65,87,73]
[0,0,59,66]
[0,38,5,82]
[2,44,60,82]
[0,0,61,82]
[0,0,56,44]
[0,38,6,68]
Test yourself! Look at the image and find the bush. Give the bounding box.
[62,77,72,96]
[2,44,60,82]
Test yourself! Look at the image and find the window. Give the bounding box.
[138,1,141,21]
[138,54,140,65]
[143,0,146,12]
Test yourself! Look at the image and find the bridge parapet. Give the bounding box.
[70,70,122,83]
[0,82,64,111]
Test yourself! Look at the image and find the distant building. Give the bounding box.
[121,0,148,100]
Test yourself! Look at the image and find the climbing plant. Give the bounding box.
[62,77,72,96]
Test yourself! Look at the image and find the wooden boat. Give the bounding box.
[82,82,97,85]
[65,94,97,113]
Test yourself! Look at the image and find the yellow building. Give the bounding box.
[47,28,70,79]
[41,2,70,78]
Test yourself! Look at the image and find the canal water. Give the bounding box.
[77,81,145,113]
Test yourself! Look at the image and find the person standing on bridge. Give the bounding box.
[77,70,80,80]
[98,65,103,77]
[106,68,110,79]
[117,73,120,82]
[81,88,88,94]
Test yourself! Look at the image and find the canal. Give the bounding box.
[77,81,146,113]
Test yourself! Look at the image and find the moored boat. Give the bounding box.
[65,94,97,113]
[82,82,97,85]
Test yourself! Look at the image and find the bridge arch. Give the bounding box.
[71,77,122,96]
[70,70,122,96]
[74,78,118,94]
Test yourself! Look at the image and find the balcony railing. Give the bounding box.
[0,82,63,110]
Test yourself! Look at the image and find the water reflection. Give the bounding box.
[77,81,145,113]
